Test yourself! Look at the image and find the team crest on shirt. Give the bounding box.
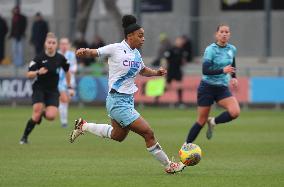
[227,50,233,58]
[29,61,36,68]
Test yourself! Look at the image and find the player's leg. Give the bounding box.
[175,72,183,106]
[176,80,183,106]
[128,116,185,173]
[206,95,240,139]
[185,106,211,143]
[20,103,44,144]
[128,117,155,147]
[214,96,240,124]
[59,91,69,128]
[70,92,131,142]
[82,118,129,141]
[109,119,129,142]
[70,117,129,143]
[186,81,214,143]
[20,89,45,144]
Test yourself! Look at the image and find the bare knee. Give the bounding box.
[111,130,128,143]
[197,119,207,126]
[32,108,43,123]
[196,116,208,126]
[228,109,240,119]
[113,135,127,142]
[60,93,69,103]
[45,112,57,121]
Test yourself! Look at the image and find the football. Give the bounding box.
[179,143,202,166]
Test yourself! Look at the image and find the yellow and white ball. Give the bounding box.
[179,143,202,166]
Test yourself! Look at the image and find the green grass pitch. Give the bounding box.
[0,106,284,187]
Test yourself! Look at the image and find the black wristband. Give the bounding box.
[36,71,39,76]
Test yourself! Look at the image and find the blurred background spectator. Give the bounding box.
[9,6,27,67]
[164,36,187,106]
[89,35,105,50]
[151,33,172,67]
[89,35,105,64]
[0,14,8,64]
[30,12,49,55]
[181,35,193,63]
[73,32,92,66]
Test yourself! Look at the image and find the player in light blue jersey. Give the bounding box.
[184,24,240,144]
[69,15,185,174]
[58,38,77,128]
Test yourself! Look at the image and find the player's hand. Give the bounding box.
[68,88,75,97]
[230,78,238,88]
[76,48,90,58]
[38,67,48,75]
[157,67,167,76]
[223,65,235,74]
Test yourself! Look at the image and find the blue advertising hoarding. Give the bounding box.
[250,77,284,103]
[77,76,108,102]
[0,76,109,103]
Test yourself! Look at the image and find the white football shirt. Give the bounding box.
[97,40,145,94]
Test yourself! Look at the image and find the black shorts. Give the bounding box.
[197,81,232,106]
[166,71,182,84]
[32,88,60,107]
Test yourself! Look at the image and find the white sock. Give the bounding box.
[82,123,113,138]
[147,142,170,167]
[59,102,68,125]
[211,117,216,125]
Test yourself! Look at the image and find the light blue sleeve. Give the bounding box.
[203,46,214,62]
[69,52,77,73]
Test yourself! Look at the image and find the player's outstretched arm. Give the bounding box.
[140,66,167,77]
[76,48,98,58]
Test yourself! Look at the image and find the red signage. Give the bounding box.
[135,76,249,104]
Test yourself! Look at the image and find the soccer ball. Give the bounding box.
[179,143,202,166]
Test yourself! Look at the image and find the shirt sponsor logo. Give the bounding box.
[123,60,140,68]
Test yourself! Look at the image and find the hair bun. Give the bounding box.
[122,15,137,28]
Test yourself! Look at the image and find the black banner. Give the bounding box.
[141,0,172,12]
[221,0,284,10]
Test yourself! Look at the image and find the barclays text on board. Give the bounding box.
[0,78,33,99]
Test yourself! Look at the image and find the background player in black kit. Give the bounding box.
[20,32,74,144]
[164,36,188,106]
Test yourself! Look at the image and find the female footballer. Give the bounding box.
[70,15,185,174]
[185,24,240,144]
[58,38,77,128]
